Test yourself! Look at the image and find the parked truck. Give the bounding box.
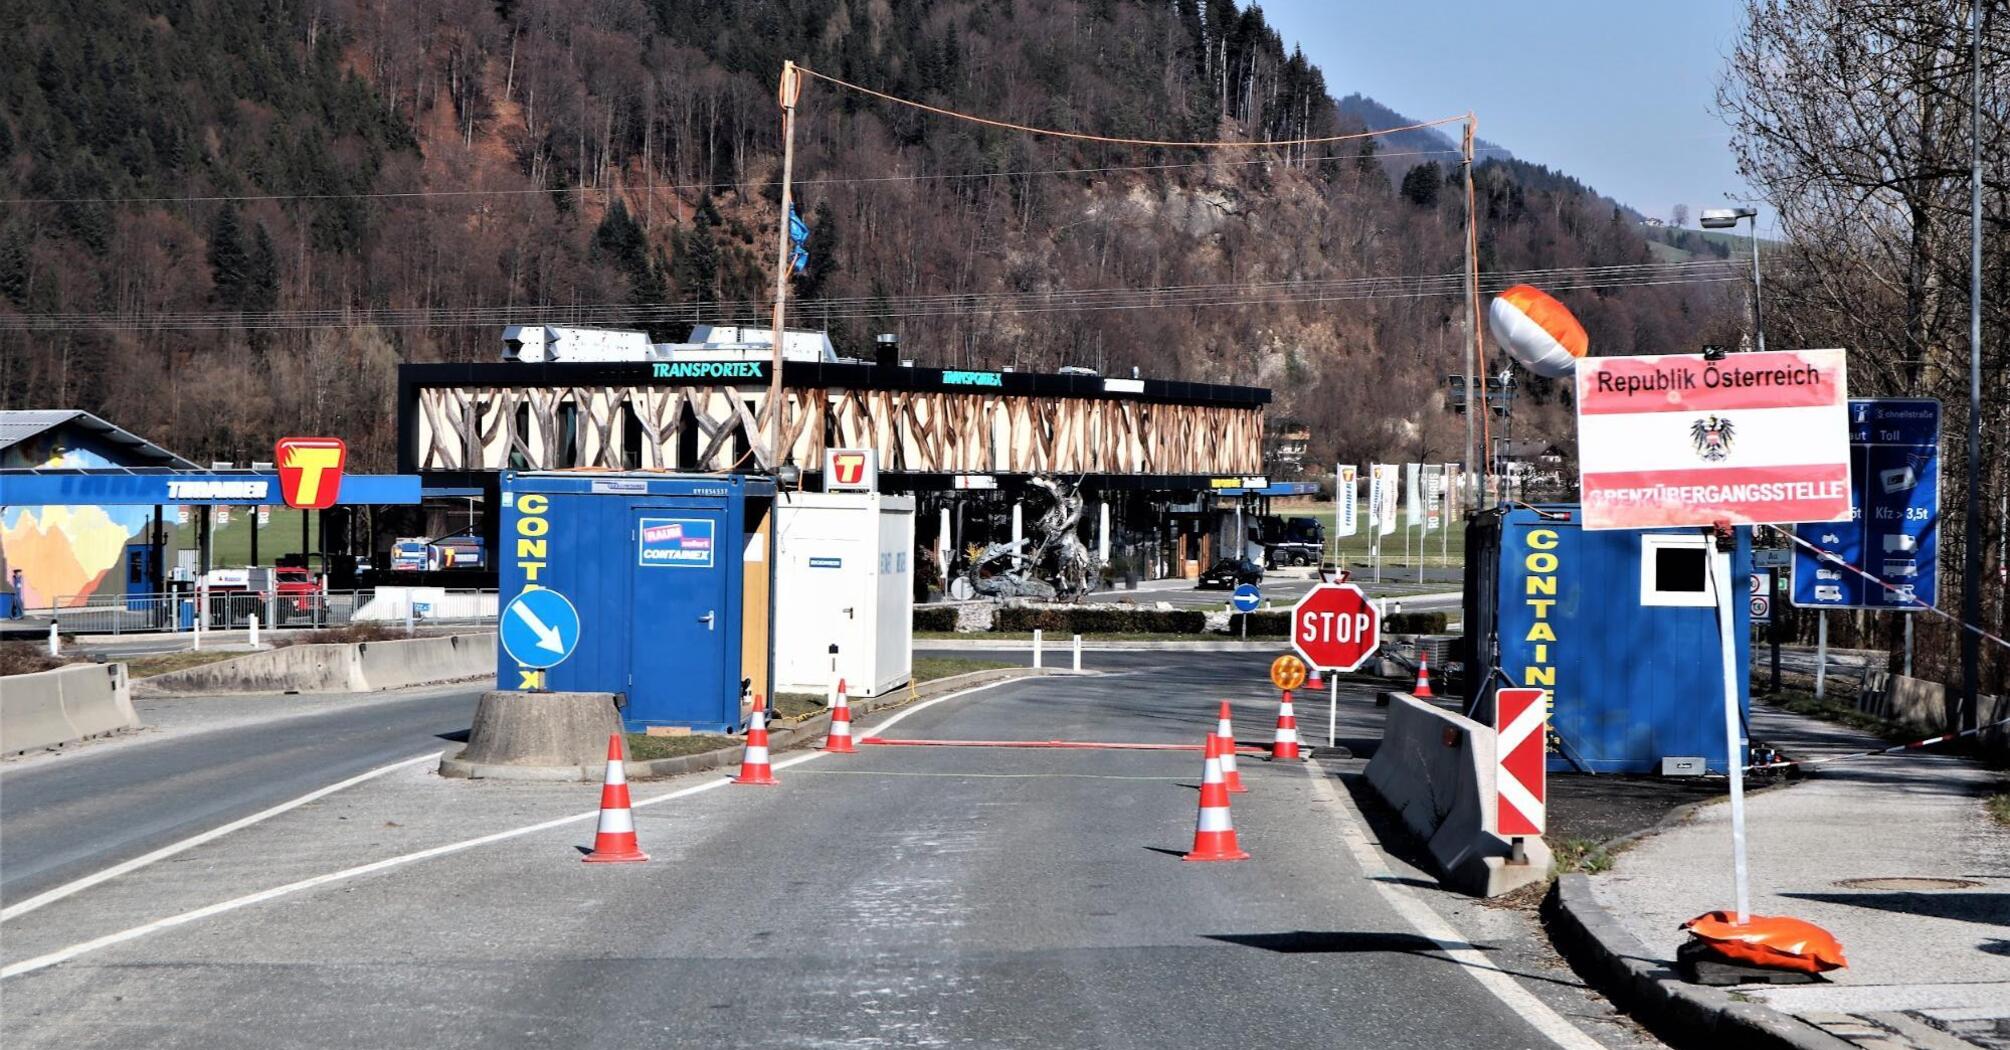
[1252,515,1326,568]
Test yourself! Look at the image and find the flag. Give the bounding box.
[1423,466,1441,533]
[788,205,810,274]
[1442,462,1461,522]
[1371,465,1399,536]
[1404,464,1422,529]
[1335,465,1359,538]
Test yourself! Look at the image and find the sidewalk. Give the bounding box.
[1580,701,2010,1048]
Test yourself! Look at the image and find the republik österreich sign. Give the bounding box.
[1575,348,1852,530]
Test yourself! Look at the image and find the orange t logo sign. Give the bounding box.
[275,437,348,510]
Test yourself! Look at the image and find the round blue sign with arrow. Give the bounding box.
[501,588,581,669]
[1231,583,1262,613]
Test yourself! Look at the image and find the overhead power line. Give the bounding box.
[0,260,1742,333]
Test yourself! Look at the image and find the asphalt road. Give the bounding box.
[0,685,482,908]
[0,655,1639,1049]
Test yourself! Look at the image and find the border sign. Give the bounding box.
[1791,398,1940,610]
[1574,348,1852,530]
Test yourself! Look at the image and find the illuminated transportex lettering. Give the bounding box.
[1522,527,1560,735]
[513,492,551,689]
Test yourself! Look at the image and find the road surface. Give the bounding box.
[0,654,1649,1049]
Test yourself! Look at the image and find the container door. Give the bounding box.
[629,508,728,728]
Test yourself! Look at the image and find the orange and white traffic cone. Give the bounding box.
[733,694,780,785]
[1307,665,1325,690]
[1413,651,1435,699]
[1270,689,1303,761]
[1184,731,1250,862]
[1214,700,1247,793]
[822,679,856,753]
[583,733,648,864]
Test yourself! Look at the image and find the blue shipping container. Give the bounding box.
[1464,504,1751,773]
[498,471,776,732]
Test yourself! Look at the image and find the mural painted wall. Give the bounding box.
[1,432,157,608]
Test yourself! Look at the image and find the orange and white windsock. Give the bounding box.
[583,733,649,864]
[1184,731,1250,862]
[1215,700,1247,793]
[1488,284,1589,379]
[1271,689,1302,761]
[822,681,856,753]
[733,695,780,786]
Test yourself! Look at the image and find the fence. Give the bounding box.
[34,588,499,636]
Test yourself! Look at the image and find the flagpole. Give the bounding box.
[768,60,802,472]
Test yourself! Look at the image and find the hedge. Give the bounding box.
[1226,611,1291,636]
[1384,611,1450,634]
[994,606,1208,634]
[913,606,958,632]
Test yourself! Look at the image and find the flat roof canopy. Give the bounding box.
[0,468,422,506]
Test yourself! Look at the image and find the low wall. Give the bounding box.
[1859,671,2007,752]
[134,633,495,696]
[353,588,496,623]
[2,663,138,755]
[1364,691,1550,897]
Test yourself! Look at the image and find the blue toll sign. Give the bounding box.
[501,588,582,669]
[1792,399,1939,611]
[1231,583,1263,613]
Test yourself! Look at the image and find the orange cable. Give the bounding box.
[795,65,1468,149]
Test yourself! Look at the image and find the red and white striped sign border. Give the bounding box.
[1495,687,1547,838]
[1574,348,1851,530]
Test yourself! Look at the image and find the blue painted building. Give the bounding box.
[1463,504,1752,773]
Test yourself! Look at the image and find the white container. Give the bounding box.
[774,492,915,698]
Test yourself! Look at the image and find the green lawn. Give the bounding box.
[160,508,325,568]
[623,732,738,762]
[913,655,1015,681]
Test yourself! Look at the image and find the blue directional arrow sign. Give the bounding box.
[1231,583,1262,613]
[500,588,582,669]
[1792,399,1939,610]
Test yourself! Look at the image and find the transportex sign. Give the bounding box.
[1574,348,1851,530]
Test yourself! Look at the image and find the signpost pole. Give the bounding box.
[1903,615,1913,679]
[1710,532,1752,925]
[1815,612,1828,700]
[1769,611,1781,695]
[1328,674,1338,747]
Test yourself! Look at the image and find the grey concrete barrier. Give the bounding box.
[1858,671,2007,753]
[133,633,496,696]
[2,663,138,755]
[1364,691,1551,897]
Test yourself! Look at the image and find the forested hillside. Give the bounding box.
[0,0,1739,469]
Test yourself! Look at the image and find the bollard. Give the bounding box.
[194,599,203,651]
[1033,628,1043,669]
[248,612,259,648]
[48,620,59,657]
[1072,633,1082,671]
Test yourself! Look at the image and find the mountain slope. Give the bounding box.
[0,0,1736,471]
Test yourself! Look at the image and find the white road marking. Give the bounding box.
[0,751,441,924]
[1,677,1021,980]
[1302,758,1607,1050]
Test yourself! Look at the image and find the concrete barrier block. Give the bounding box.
[355,634,494,691]
[62,663,138,739]
[1366,691,1550,897]
[446,690,624,778]
[133,643,366,696]
[1,667,83,754]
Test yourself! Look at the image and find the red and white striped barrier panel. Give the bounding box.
[1495,687,1546,837]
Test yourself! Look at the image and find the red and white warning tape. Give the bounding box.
[1765,525,2010,653]
[1748,715,2010,771]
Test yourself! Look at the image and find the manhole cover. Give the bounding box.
[1833,876,1981,891]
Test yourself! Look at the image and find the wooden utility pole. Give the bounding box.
[768,60,803,472]
[1462,115,1482,512]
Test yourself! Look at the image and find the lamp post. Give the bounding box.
[1700,207,1764,354]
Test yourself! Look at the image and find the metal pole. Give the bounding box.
[767,61,801,473]
[1903,614,1914,679]
[1748,213,1766,353]
[1462,117,1481,513]
[1815,612,1829,700]
[1328,675,1338,747]
[1959,0,1984,735]
[1710,539,1751,924]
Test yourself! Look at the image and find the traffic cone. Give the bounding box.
[733,694,780,785]
[1270,689,1302,761]
[821,678,856,753]
[1308,665,1325,689]
[583,733,648,863]
[1214,700,1247,793]
[1184,732,1250,862]
[1413,651,1435,699]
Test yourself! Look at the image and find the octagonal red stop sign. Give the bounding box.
[1291,583,1381,672]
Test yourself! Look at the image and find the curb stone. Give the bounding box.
[439,666,1087,781]
[1543,874,1855,1050]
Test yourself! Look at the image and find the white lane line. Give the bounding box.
[0,751,441,923]
[1302,758,1606,1050]
[2,677,1020,980]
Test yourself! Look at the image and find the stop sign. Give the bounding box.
[1291,583,1381,672]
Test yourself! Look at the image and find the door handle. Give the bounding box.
[699,611,715,630]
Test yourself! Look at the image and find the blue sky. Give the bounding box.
[1261,0,1764,230]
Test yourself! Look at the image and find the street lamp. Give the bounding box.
[1700,206,1765,354]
